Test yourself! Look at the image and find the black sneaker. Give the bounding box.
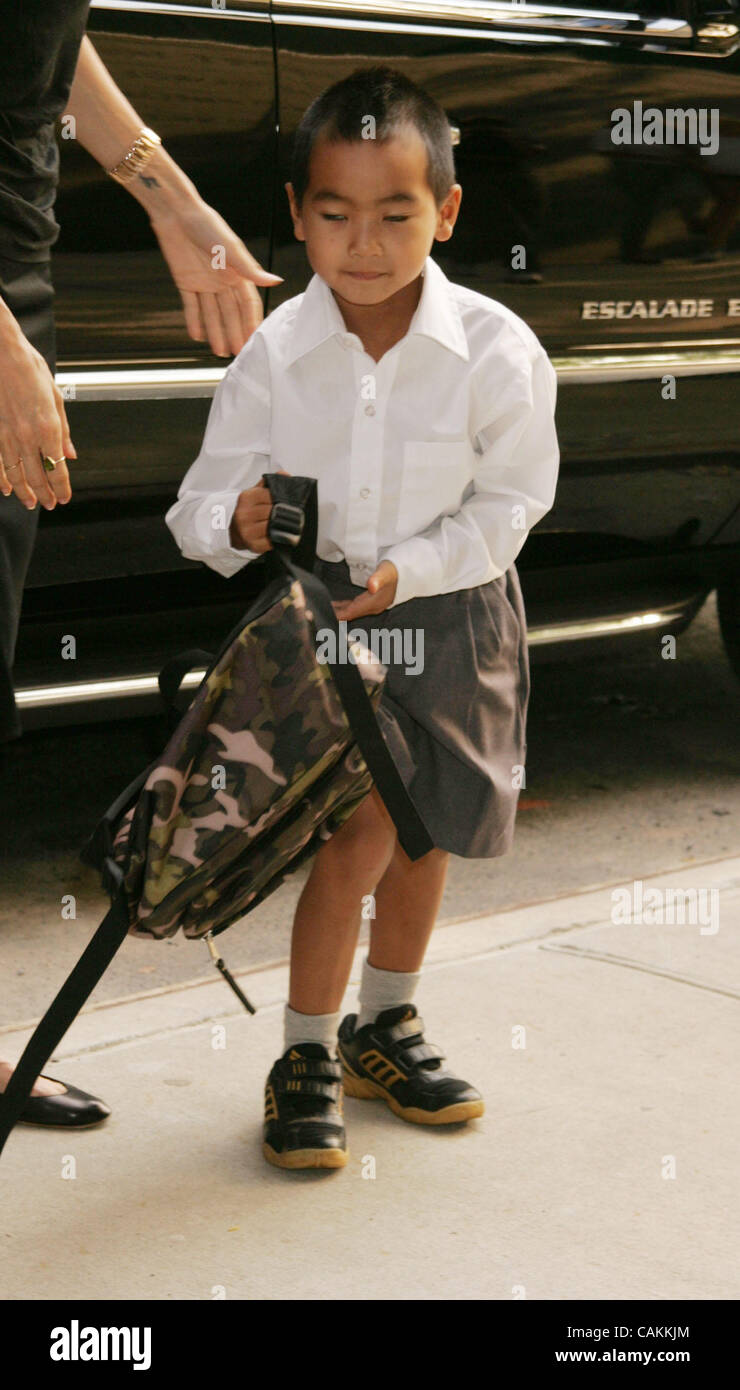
[337,1004,484,1125]
[263,1043,348,1169]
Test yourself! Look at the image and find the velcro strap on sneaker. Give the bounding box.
[384,1016,426,1045]
[403,1041,446,1067]
[276,1058,342,1081]
[277,1078,340,1101]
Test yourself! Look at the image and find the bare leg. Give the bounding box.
[288,786,398,1014]
[368,842,450,972]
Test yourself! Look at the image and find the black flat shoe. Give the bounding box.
[14,1079,112,1129]
[337,1004,484,1125]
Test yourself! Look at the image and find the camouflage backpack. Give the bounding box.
[0,473,432,1157]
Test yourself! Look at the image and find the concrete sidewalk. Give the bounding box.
[1,857,738,1301]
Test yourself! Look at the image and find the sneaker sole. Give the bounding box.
[263,1141,349,1170]
[341,1068,484,1124]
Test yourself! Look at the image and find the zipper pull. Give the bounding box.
[204,931,257,1014]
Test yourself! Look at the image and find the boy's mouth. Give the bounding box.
[344,271,386,280]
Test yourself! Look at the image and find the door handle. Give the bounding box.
[696,20,739,54]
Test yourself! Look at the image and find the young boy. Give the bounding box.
[166,66,559,1170]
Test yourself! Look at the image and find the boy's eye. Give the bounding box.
[319,214,409,223]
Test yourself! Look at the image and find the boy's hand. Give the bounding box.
[229,469,289,551]
[331,561,398,619]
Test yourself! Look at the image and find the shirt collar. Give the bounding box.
[283,254,469,367]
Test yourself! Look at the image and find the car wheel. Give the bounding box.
[717,576,740,681]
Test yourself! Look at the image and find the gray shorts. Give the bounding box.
[313,556,530,858]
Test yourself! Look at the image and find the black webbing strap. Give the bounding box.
[305,556,434,860]
[262,472,318,573]
[0,891,131,1157]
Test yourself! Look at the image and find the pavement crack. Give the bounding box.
[539,941,740,1000]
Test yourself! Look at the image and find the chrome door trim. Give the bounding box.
[271,0,696,47]
[54,350,740,400]
[91,0,271,18]
[13,599,697,714]
[556,348,740,384]
[55,368,226,401]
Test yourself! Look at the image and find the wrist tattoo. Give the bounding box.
[138,173,161,189]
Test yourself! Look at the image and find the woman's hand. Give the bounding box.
[0,314,74,509]
[149,200,282,357]
[331,561,399,619]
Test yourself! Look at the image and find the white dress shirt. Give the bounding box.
[166,254,559,608]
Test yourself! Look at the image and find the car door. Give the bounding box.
[268,0,740,599]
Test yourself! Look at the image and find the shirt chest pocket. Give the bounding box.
[398,441,472,535]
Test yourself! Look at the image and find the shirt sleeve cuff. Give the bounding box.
[172,491,260,578]
[378,536,445,608]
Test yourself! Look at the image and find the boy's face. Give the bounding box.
[285,124,461,313]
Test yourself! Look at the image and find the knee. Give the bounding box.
[323,787,397,874]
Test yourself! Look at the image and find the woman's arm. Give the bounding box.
[63,36,283,356]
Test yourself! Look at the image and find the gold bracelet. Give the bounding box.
[106,127,162,185]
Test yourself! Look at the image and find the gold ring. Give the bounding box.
[41,456,58,473]
[6,460,22,474]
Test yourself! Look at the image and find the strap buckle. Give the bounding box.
[268,501,305,548]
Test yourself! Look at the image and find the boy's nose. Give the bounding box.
[347,226,384,253]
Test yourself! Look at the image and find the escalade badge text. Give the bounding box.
[582,299,740,320]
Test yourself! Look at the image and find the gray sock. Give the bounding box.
[356,957,422,1030]
[283,1003,341,1057]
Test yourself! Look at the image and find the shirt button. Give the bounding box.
[364,404,376,416]
[360,488,371,499]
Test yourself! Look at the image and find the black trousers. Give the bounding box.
[0,255,56,742]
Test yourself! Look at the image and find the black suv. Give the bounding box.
[15,0,740,725]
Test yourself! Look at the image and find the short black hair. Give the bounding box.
[290,65,456,211]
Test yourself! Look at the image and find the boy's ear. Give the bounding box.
[434,183,462,243]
